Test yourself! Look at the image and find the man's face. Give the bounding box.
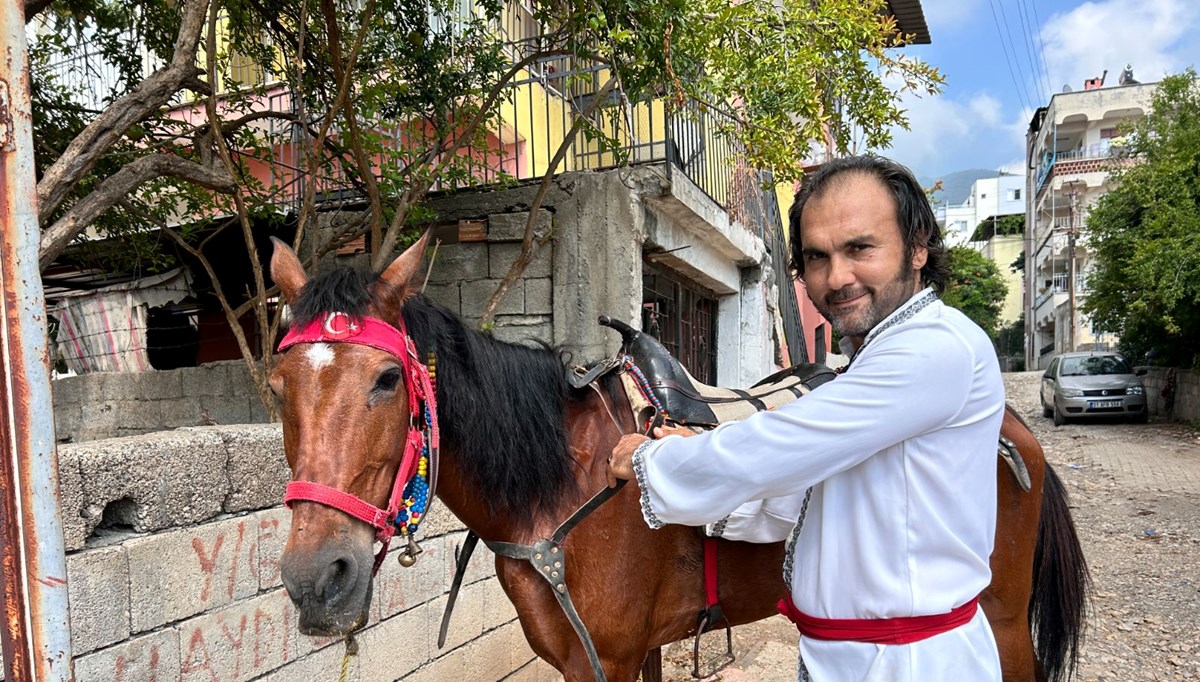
[798,173,928,345]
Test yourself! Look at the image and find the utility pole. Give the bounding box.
[1066,186,1079,352]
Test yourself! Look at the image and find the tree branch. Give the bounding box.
[36,0,211,226]
[39,154,236,270]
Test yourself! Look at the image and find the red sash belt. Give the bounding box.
[777,594,979,645]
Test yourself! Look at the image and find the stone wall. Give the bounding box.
[52,361,270,443]
[57,425,559,681]
[1138,367,1200,422]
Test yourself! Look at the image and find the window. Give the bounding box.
[642,264,719,384]
[1007,189,1021,201]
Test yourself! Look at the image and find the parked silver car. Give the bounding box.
[1041,352,1148,426]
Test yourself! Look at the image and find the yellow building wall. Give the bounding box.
[982,235,1024,324]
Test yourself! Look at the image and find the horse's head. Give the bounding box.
[270,233,430,636]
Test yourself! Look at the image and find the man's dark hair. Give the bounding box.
[787,155,950,293]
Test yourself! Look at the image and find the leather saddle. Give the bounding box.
[596,316,836,428]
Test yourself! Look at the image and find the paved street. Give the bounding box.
[658,371,1200,681]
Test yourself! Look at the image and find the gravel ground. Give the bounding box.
[659,370,1200,681]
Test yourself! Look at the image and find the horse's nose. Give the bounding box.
[281,552,360,609]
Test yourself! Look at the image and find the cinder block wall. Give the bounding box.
[58,425,560,681]
[1139,367,1200,421]
[52,360,271,443]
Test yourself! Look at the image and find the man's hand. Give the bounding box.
[607,434,647,487]
[606,424,699,488]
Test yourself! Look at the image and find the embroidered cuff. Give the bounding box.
[631,439,666,529]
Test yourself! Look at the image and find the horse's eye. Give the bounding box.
[374,368,401,393]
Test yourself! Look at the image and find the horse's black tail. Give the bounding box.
[1030,463,1091,682]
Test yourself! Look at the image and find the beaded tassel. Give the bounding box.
[623,356,669,419]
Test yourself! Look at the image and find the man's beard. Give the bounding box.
[814,266,919,340]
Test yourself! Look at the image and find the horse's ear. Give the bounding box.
[270,237,308,304]
[374,230,431,314]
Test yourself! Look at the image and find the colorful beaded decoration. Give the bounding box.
[622,355,669,420]
[395,353,437,536]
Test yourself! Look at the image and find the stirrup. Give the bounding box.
[692,605,735,679]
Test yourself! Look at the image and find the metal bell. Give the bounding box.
[397,535,423,568]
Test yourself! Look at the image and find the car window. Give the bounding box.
[1044,358,1059,379]
[1060,355,1132,376]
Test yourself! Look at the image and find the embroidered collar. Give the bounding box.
[840,288,939,372]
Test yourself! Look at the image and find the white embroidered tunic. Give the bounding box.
[633,289,1004,681]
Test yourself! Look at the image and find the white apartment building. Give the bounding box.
[937,174,1025,246]
[1024,79,1157,369]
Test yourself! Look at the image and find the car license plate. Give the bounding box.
[1088,400,1121,409]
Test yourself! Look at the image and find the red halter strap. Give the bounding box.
[278,312,439,573]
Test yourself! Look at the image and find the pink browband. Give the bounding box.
[278,312,439,573]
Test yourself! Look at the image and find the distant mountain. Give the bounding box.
[920,168,1004,207]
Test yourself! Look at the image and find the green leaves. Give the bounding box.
[942,245,1008,339]
[1083,70,1200,367]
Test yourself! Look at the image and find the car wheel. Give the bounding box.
[1053,402,1066,427]
[1041,396,1052,418]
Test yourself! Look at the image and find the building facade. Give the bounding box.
[1024,80,1156,369]
[936,173,1025,246]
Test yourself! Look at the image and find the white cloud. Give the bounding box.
[881,89,1029,178]
[1041,0,1200,92]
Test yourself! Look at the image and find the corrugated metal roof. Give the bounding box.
[887,0,932,45]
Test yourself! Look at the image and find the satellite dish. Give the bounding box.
[1062,84,1073,93]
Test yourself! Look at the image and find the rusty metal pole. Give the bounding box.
[0,0,75,679]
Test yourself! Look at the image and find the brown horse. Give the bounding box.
[270,235,1089,682]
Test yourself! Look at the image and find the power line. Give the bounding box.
[996,0,1041,105]
[1029,0,1057,95]
[1016,0,1051,102]
[987,0,1033,112]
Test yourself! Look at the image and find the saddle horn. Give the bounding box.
[598,315,640,346]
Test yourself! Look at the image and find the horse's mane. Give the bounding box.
[290,267,579,523]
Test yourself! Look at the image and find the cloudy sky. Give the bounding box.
[881,0,1200,179]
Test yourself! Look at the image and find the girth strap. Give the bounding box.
[438,480,627,682]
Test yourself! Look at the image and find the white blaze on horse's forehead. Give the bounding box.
[305,343,336,371]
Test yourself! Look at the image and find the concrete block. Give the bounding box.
[504,656,563,682]
[249,396,272,424]
[53,403,82,444]
[65,428,230,538]
[428,243,489,284]
[51,374,84,405]
[460,620,529,680]
[67,546,130,655]
[461,279,524,318]
[130,369,184,400]
[417,503,466,539]
[79,401,122,440]
[355,601,437,682]
[491,317,552,347]
[177,589,298,682]
[127,516,260,632]
[488,210,552,242]
[191,363,232,397]
[489,243,552,279]
[373,535,449,622]
[199,395,252,426]
[213,424,289,514]
[253,639,357,682]
[56,448,88,551]
[73,629,181,682]
[425,282,462,315]
[110,399,165,430]
[253,507,290,590]
[161,397,205,428]
[480,575,519,632]
[434,582,486,652]
[524,278,553,316]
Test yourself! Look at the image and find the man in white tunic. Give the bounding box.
[609,156,1004,681]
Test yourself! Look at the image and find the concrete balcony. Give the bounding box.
[1034,290,1069,329]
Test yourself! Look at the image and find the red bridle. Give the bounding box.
[277,311,439,572]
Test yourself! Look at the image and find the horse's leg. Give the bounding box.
[640,648,662,682]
